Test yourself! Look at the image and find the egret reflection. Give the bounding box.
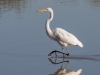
[48,58,82,75]
[50,68,82,75]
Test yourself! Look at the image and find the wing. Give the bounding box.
[53,27,82,46]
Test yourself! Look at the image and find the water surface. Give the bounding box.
[0,0,100,75]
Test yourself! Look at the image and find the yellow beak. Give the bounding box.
[36,8,47,12]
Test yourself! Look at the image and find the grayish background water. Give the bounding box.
[0,0,100,75]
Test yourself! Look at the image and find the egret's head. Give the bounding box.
[36,7,53,13]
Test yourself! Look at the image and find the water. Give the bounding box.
[0,0,100,75]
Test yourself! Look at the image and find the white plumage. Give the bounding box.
[53,28,83,48]
[36,7,83,55]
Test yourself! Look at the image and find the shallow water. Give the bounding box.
[0,0,100,75]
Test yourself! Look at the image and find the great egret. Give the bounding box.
[36,8,83,55]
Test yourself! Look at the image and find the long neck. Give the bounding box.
[45,11,54,40]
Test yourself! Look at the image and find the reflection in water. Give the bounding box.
[0,0,100,17]
[93,0,100,2]
[49,50,100,62]
[90,0,100,7]
[55,0,100,8]
[0,0,31,17]
[50,68,82,75]
[85,0,100,7]
[54,0,79,6]
[48,58,82,75]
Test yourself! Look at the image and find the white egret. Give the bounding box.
[36,8,83,55]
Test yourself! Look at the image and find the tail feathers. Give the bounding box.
[77,41,83,48]
[77,69,82,74]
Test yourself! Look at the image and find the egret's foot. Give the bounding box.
[67,53,70,56]
[66,53,70,56]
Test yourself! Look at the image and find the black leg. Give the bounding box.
[66,47,70,56]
